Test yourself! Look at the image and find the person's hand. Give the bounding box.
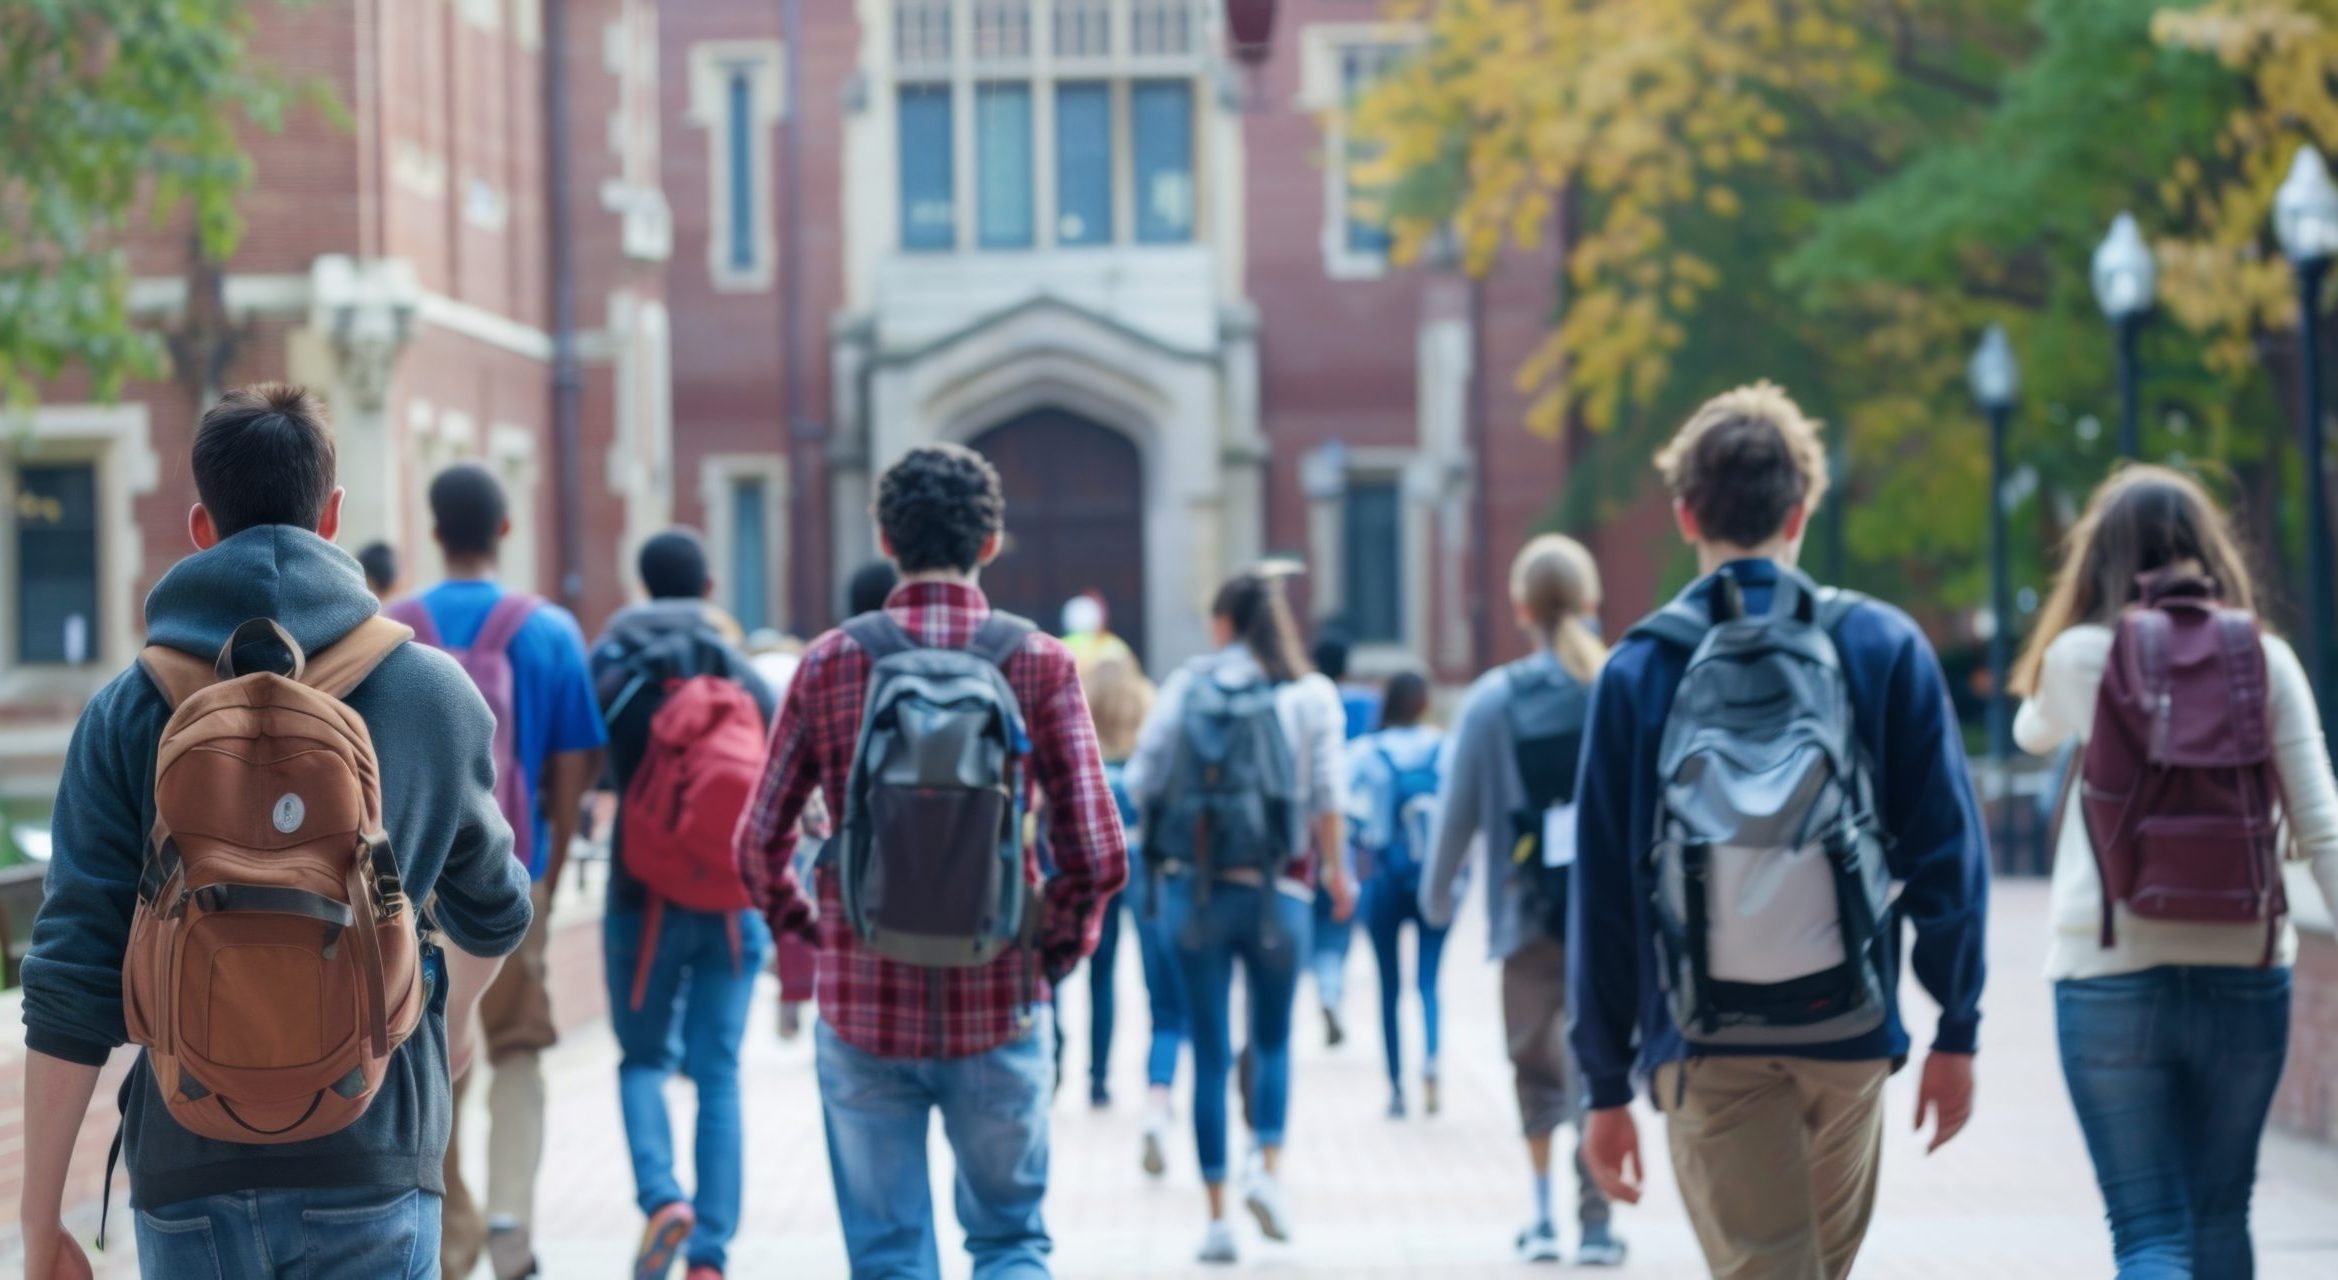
[1328,872,1358,923]
[1915,1050,1976,1154]
[1583,1106,1645,1205]
[22,1221,94,1280]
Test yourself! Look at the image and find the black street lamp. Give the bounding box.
[1970,324,2019,767]
[2276,142,2338,712]
[2091,212,2156,459]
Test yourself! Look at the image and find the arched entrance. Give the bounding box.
[969,409,1147,664]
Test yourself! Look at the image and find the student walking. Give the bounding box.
[17,385,535,1280]
[592,529,779,1280]
[391,463,607,1280]
[1076,658,1190,1160]
[1348,671,1450,1121]
[357,539,400,602]
[736,444,1127,1280]
[1420,534,1623,1266]
[1572,383,1990,1280]
[1303,632,1369,1048]
[1126,570,1354,1265]
[2013,466,2338,1279]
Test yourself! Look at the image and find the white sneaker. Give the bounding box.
[1243,1172,1291,1243]
[1141,1113,1169,1178]
[1514,1220,1561,1264]
[1197,1220,1239,1266]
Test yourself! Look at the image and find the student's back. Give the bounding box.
[25,525,533,1211]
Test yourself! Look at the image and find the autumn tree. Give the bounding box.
[0,0,303,405]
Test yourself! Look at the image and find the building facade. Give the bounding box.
[1,0,673,806]
[661,0,1643,678]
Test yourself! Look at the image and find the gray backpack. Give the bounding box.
[1631,570,1892,1047]
[1143,662,1303,879]
[835,610,1036,968]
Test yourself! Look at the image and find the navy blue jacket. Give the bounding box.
[21,526,535,1208]
[1566,559,1989,1109]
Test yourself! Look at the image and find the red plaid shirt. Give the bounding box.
[735,580,1128,1058]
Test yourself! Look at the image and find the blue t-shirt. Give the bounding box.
[411,580,607,879]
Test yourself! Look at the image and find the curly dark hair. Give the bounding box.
[876,444,1006,574]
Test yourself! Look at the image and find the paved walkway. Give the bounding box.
[64,880,2338,1276]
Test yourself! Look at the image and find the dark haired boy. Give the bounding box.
[394,462,605,1280]
[357,540,400,601]
[1570,383,1988,1280]
[19,385,533,1279]
[737,444,1127,1277]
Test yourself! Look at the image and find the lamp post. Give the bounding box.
[2276,143,2338,712]
[2091,212,2157,459]
[1970,325,2020,770]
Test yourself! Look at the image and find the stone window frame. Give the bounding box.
[1296,21,1425,283]
[689,40,788,292]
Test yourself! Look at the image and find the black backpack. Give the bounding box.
[1143,663,1303,879]
[835,611,1038,968]
[1501,657,1590,940]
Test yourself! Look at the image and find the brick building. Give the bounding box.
[0,0,674,811]
[658,0,1664,677]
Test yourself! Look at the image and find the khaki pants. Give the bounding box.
[1656,1056,1889,1280]
[442,884,559,1279]
[1500,937,1609,1227]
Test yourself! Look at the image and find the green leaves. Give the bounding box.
[0,0,301,405]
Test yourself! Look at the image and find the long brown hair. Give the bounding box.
[1511,534,1608,682]
[2012,464,2260,697]
[1213,570,1311,683]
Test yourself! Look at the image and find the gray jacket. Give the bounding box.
[1420,650,1577,961]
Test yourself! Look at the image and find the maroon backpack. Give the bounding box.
[2078,572,2286,961]
[387,592,542,857]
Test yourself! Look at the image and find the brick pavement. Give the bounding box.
[34,879,2338,1277]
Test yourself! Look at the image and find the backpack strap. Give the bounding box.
[383,597,443,648]
[1814,587,1869,632]
[473,592,543,656]
[970,612,1037,670]
[138,646,219,712]
[1624,599,1711,651]
[301,615,415,700]
[841,610,917,660]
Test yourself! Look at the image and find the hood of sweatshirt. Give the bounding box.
[142,525,379,663]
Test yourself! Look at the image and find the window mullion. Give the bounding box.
[1033,0,1056,251]
[953,2,976,253]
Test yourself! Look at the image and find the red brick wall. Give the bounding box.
[2275,927,2338,1143]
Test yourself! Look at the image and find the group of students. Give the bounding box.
[14,373,2338,1280]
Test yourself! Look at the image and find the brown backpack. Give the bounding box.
[125,614,423,1144]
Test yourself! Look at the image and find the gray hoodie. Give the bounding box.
[21,525,534,1209]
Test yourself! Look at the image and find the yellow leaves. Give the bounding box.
[1705,186,1744,217]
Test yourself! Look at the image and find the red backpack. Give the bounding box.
[618,674,768,1005]
[2079,572,2286,961]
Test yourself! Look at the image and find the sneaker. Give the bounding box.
[1141,1114,1170,1178]
[1090,1081,1112,1109]
[488,1224,540,1280]
[1323,1007,1346,1048]
[634,1202,697,1280]
[1244,1171,1291,1243]
[1197,1220,1239,1266]
[1422,1075,1441,1117]
[1386,1091,1407,1120]
[1576,1220,1629,1267]
[1514,1220,1561,1265]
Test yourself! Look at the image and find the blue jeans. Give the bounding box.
[1087,889,1124,1095]
[1308,882,1352,1015]
[816,1008,1056,1279]
[135,1187,439,1278]
[1161,874,1310,1183]
[605,906,772,1272]
[2057,966,2293,1279]
[1124,868,1191,1089]
[1361,869,1449,1092]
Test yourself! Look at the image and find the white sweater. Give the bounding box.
[2014,625,2338,980]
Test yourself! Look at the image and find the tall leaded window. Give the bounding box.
[731,476,771,633]
[1056,82,1112,246]
[1132,80,1194,244]
[725,69,757,271]
[976,81,1036,249]
[15,463,99,665]
[899,84,956,250]
[1342,478,1403,645]
[1340,44,1404,258]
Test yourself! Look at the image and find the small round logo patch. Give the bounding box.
[272,793,306,835]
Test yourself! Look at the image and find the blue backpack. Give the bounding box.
[1366,739,1442,883]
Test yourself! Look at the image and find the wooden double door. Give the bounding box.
[968,409,1148,665]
